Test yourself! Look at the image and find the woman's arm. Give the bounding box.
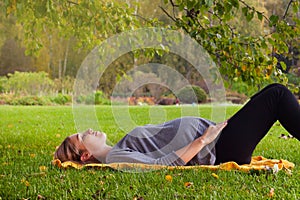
[175,121,227,164]
[106,120,227,166]
[106,148,186,166]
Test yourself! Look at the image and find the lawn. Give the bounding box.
[0,105,299,199]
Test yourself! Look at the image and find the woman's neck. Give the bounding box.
[96,144,113,163]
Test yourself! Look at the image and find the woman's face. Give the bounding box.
[70,129,108,160]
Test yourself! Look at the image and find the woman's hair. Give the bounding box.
[54,136,83,163]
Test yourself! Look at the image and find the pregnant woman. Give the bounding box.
[54,83,300,166]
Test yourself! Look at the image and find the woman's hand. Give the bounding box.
[199,121,228,145]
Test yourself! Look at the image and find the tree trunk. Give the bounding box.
[48,34,53,77]
[63,39,69,78]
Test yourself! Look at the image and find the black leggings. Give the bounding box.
[215,83,300,165]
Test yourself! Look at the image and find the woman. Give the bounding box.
[54,83,300,166]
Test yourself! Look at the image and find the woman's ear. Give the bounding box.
[80,151,92,162]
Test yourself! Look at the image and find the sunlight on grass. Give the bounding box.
[0,105,299,199]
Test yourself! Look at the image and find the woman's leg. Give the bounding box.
[215,83,300,165]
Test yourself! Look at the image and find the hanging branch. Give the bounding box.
[67,1,79,5]
[282,0,294,19]
[238,0,270,23]
[159,6,177,23]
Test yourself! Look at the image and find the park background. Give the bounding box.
[0,0,300,199]
[0,0,299,104]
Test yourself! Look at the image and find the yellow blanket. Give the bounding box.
[52,156,294,173]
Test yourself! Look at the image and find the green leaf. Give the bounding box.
[229,0,239,8]
[178,3,184,11]
[279,61,287,71]
[205,0,214,7]
[258,56,264,63]
[272,33,280,40]
[257,12,263,21]
[246,11,254,22]
[242,7,248,17]
[269,15,279,26]
[292,2,299,13]
[224,2,233,13]
[261,40,267,49]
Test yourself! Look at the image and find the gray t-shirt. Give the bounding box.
[106,117,216,166]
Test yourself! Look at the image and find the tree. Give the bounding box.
[161,0,299,90]
[1,0,141,93]
[1,0,299,94]
[0,39,34,76]
[1,0,140,54]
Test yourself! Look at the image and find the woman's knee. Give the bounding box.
[267,83,286,89]
[266,83,289,93]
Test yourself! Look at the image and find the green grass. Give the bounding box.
[0,105,299,199]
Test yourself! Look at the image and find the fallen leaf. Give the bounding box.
[268,188,275,197]
[165,175,172,182]
[212,173,219,179]
[184,182,193,188]
[30,154,36,158]
[22,180,30,187]
[25,181,30,187]
[37,194,45,199]
[39,166,47,171]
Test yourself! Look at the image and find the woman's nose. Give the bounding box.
[87,128,93,134]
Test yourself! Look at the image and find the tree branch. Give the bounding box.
[207,10,236,38]
[132,14,152,23]
[67,1,79,5]
[169,0,179,7]
[238,0,270,23]
[282,0,294,19]
[159,6,177,23]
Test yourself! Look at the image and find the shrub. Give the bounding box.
[228,81,257,97]
[82,91,111,105]
[50,94,72,105]
[177,85,207,104]
[53,76,74,94]
[95,91,111,105]
[0,76,8,93]
[0,94,13,105]
[6,71,54,95]
[9,96,51,106]
[287,73,300,95]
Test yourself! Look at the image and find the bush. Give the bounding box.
[75,91,111,105]
[228,81,257,97]
[0,90,111,106]
[9,96,51,106]
[287,73,300,95]
[50,94,72,105]
[0,94,13,105]
[177,85,207,104]
[0,93,72,105]
[0,77,8,93]
[6,71,54,95]
[95,91,111,105]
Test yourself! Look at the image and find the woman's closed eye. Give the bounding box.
[78,132,88,143]
[78,129,96,143]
